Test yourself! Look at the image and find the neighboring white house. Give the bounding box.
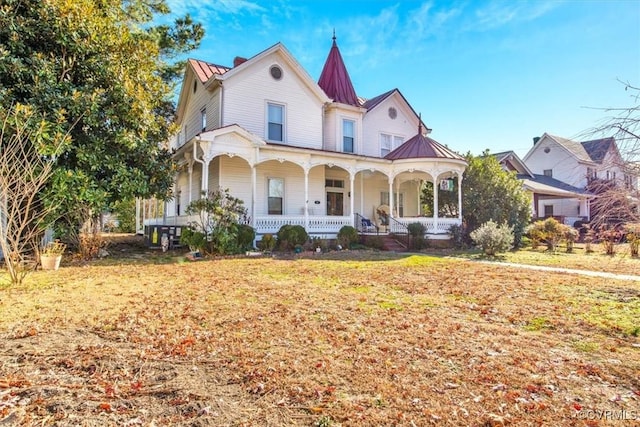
[140,37,467,239]
[522,133,638,224]
[493,150,592,225]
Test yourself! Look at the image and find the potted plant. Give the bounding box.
[40,240,66,270]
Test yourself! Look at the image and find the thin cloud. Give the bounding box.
[472,0,561,31]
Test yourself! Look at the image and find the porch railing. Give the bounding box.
[253,215,352,235]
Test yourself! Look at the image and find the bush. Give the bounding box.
[337,226,358,249]
[526,218,576,252]
[448,223,467,249]
[598,225,621,255]
[276,225,308,251]
[259,233,276,252]
[407,222,426,238]
[624,223,640,257]
[236,224,256,251]
[470,220,514,256]
[180,228,206,252]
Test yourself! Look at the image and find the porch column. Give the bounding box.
[304,168,309,231]
[187,162,194,204]
[349,174,355,226]
[457,175,462,220]
[251,165,257,228]
[581,197,590,220]
[388,178,394,218]
[417,181,421,217]
[433,178,439,232]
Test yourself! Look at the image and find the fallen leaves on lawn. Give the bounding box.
[0,247,638,426]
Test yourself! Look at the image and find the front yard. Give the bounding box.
[0,248,638,425]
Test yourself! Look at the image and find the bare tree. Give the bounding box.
[581,80,640,228]
[0,105,69,285]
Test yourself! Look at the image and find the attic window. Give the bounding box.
[388,107,397,119]
[544,147,550,153]
[193,80,197,93]
[270,65,282,80]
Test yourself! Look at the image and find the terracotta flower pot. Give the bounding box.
[40,255,62,271]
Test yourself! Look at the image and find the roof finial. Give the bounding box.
[332,28,336,42]
[418,113,423,134]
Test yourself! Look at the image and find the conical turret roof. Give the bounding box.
[318,34,359,106]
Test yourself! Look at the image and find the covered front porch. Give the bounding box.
[139,125,467,240]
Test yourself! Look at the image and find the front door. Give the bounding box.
[326,192,344,216]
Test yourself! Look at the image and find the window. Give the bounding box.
[325,179,344,188]
[543,169,553,177]
[380,133,403,157]
[380,134,392,157]
[342,119,354,153]
[201,108,207,132]
[544,205,554,217]
[268,178,284,215]
[267,103,284,142]
[270,65,282,80]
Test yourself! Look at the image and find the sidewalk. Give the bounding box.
[475,260,640,282]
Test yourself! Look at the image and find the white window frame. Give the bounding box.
[380,133,404,157]
[266,102,285,143]
[342,119,355,153]
[267,177,284,215]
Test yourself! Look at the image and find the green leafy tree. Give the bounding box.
[0,0,204,243]
[461,152,531,247]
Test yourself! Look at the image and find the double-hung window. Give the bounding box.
[267,103,284,142]
[380,134,392,157]
[268,178,284,215]
[380,133,403,157]
[342,119,354,153]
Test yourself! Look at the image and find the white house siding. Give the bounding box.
[218,156,252,213]
[525,136,586,187]
[323,108,337,152]
[208,157,220,193]
[254,161,307,216]
[362,94,418,158]
[222,53,324,149]
[536,198,583,219]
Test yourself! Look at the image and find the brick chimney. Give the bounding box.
[233,56,248,67]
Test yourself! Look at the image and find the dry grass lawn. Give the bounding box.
[0,241,639,426]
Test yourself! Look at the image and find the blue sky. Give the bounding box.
[165,0,640,157]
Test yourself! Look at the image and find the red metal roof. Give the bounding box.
[318,37,359,106]
[385,131,464,161]
[189,58,231,83]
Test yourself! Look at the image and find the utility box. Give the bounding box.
[144,225,186,249]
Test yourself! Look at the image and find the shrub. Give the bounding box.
[180,228,206,252]
[448,223,467,249]
[277,225,308,251]
[598,225,621,255]
[236,224,256,251]
[407,222,427,250]
[337,225,359,249]
[526,218,576,252]
[624,223,640,257]
[470,220,514,256]
[564,226,579,253]
[259,233,276,252]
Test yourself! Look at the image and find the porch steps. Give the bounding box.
[381,235,408,252]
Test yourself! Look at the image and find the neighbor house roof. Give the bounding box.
[517,173,592,198]
[491,150,534,177]
[385,127,464,161]
[317,36,359,106]
[581,137,615,163]
[188,58,231,83]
